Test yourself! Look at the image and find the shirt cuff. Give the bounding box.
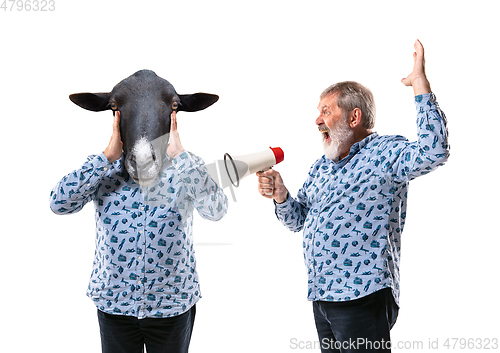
[274,193,292,210]
[93,153,113,172]
[98,152,113,167]
[83,153,113,190]
[172,151,196,172]
[415,92,438,111]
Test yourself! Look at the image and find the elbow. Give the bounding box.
[49,193,74,215]
[436,144,451,166]
[211,203,229,222]
[216,201,229,221]
[212,213,227,222]
[200,195,228,222]
[49,200,68,215]
[49,193,62,215]
[438,136,451,162]
[201,210,227,222]
[49,203,64,215]
[441,151,450,166]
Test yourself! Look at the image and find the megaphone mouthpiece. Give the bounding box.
[270,147,284,164]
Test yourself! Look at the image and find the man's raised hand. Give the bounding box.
[401,39,432,96]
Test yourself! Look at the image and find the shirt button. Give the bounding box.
[138,256,142,261]
[103,167,108,171]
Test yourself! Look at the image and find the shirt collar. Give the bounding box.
[350,132,378,153]
[324,132,378,165]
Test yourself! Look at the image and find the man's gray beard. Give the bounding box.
[322,119,353,161]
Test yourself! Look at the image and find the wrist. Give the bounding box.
[103,149,119,163]
[168,149,185,160]
[412,77,431,96]
[275,191,288,204]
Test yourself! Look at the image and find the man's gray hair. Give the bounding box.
[320,81,376,129]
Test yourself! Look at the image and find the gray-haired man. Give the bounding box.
[258,40,449,352]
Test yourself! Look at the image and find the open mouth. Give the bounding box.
[318,125,331,142]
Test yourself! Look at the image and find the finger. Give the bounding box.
[113,111,121,136]
[258,176,274,185]
[257,170,273,178]
[414,41,425,67]
[401,75,411,86]
[258,187,274,197]
[415,39,424,56]
[258,182,274,190]
[170,111,177,132]
[258,182,274,191]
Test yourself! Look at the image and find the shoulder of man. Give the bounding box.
[374,134,408,144]
[369,134,410,152]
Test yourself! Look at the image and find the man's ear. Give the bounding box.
[69,92,111,112]
[349,108,363,128]
[177,93,219,112]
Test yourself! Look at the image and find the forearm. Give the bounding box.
[173,151,228,221]
[416,92,449,158]
[49,153,111,214]
[404,93,450,180]
[274,193,308,233]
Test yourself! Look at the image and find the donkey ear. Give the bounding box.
[178,93,219,112]
[69,92,111,112]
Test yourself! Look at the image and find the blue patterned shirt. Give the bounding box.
[275,93,449,305]
[50,151,228,319]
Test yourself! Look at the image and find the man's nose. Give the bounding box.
[315,115,324,126]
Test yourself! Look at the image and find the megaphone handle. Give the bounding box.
[260,168,274,196]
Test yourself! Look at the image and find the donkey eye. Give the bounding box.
[171,101,179,110]
[110,102,118,110]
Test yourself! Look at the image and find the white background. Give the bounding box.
[1,0,499,352]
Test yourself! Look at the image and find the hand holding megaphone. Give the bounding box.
[257,168,289,202]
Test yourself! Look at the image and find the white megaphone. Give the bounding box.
[223,147,284,187]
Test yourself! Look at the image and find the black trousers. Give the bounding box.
[313,288,398,353]
[97,305,196,353]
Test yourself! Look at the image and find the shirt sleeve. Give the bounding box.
[274,163,316,232]
[49,153,112,215]
[172,151,228,221]
[387,92,450,182]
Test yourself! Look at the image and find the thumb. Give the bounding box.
[261,168,278,178]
